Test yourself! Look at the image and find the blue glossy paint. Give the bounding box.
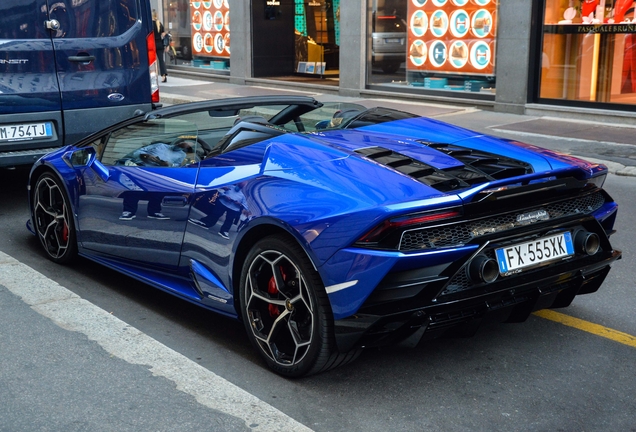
[320,245,476,319]
[76,164,198,268]
[28,98,619,327]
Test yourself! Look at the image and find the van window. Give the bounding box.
[49,0,138,39]
[0,0,49,39]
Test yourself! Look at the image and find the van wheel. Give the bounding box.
[32,172,77,264]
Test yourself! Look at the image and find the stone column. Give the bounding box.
[493,0,535,114]
[338,1,367,97]
[229,1,251,85]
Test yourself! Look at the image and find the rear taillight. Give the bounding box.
[356,208,462,248]
[147,32,160,103]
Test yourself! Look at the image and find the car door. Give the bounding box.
[48,0,153,145]
[74,118,201,268]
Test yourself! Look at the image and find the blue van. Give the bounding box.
[0,0,160,167]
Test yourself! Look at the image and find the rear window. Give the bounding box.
[49,0,138,38]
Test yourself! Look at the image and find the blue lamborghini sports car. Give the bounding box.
[28,96,621,376]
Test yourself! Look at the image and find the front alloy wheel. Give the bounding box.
[33,172,77,263]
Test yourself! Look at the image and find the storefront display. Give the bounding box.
[368,0,497,96]
[190,0,230,70]
[406,0,497,91]
[294,0,340,76]
[539,0,636,105]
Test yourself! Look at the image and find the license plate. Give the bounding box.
[496,232,574,274]
[0,122,53,142]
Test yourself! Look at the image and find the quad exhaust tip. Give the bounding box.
[469,255,499,284]
[575,230,600,256]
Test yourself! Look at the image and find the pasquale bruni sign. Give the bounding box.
[544,23,636,34]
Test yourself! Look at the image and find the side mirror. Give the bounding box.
[68,147,95,167]
[66,147,110,181]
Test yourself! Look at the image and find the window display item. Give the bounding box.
[451,43,467,59]
[410,43,424,57]
[424,77,448,88]
[613,0,635,22]
[473,17,489,30]
[558,7,577,24]
[581,0,599,19]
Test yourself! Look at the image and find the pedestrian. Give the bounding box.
[152,9,167,82]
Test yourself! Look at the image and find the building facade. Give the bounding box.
[155,0,636,122]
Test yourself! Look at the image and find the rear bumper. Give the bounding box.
[334,247,621,351]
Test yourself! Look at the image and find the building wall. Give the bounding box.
[493,0,534,114]
[338,1,367,97]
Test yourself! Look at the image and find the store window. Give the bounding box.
[368,0,497,96]
[162,0,230,72]
[294,0,340,77]
[539,0,636,105]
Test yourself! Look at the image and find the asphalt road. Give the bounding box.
[1,136,635,430]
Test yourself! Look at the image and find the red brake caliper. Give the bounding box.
[267,266,287,318]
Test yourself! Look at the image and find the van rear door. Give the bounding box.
[0,0,63,166]
[48,0,154,145]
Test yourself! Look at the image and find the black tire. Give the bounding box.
[240,235,360,377]
[32,172,78,264]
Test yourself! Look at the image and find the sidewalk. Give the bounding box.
[0,252,311,432]
[159,74,636,177]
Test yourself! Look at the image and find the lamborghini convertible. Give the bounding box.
[27,96,621,377]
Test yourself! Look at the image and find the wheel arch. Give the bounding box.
[230,223,321,318]
[29,164,62,210]
[29,163,77,217]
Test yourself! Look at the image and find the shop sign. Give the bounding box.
[544,23,636,34]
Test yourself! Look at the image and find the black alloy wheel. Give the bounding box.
[32,172,78,264]
[240,235,359,377]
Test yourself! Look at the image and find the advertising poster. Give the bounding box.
[407,0,497,75]
[191,0,230,59]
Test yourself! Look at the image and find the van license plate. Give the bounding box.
[0,122,53,142]
[495,232,574,274]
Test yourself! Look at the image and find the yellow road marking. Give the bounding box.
[534,309,636,348]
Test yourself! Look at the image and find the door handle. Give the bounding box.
[69,55,96,63]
